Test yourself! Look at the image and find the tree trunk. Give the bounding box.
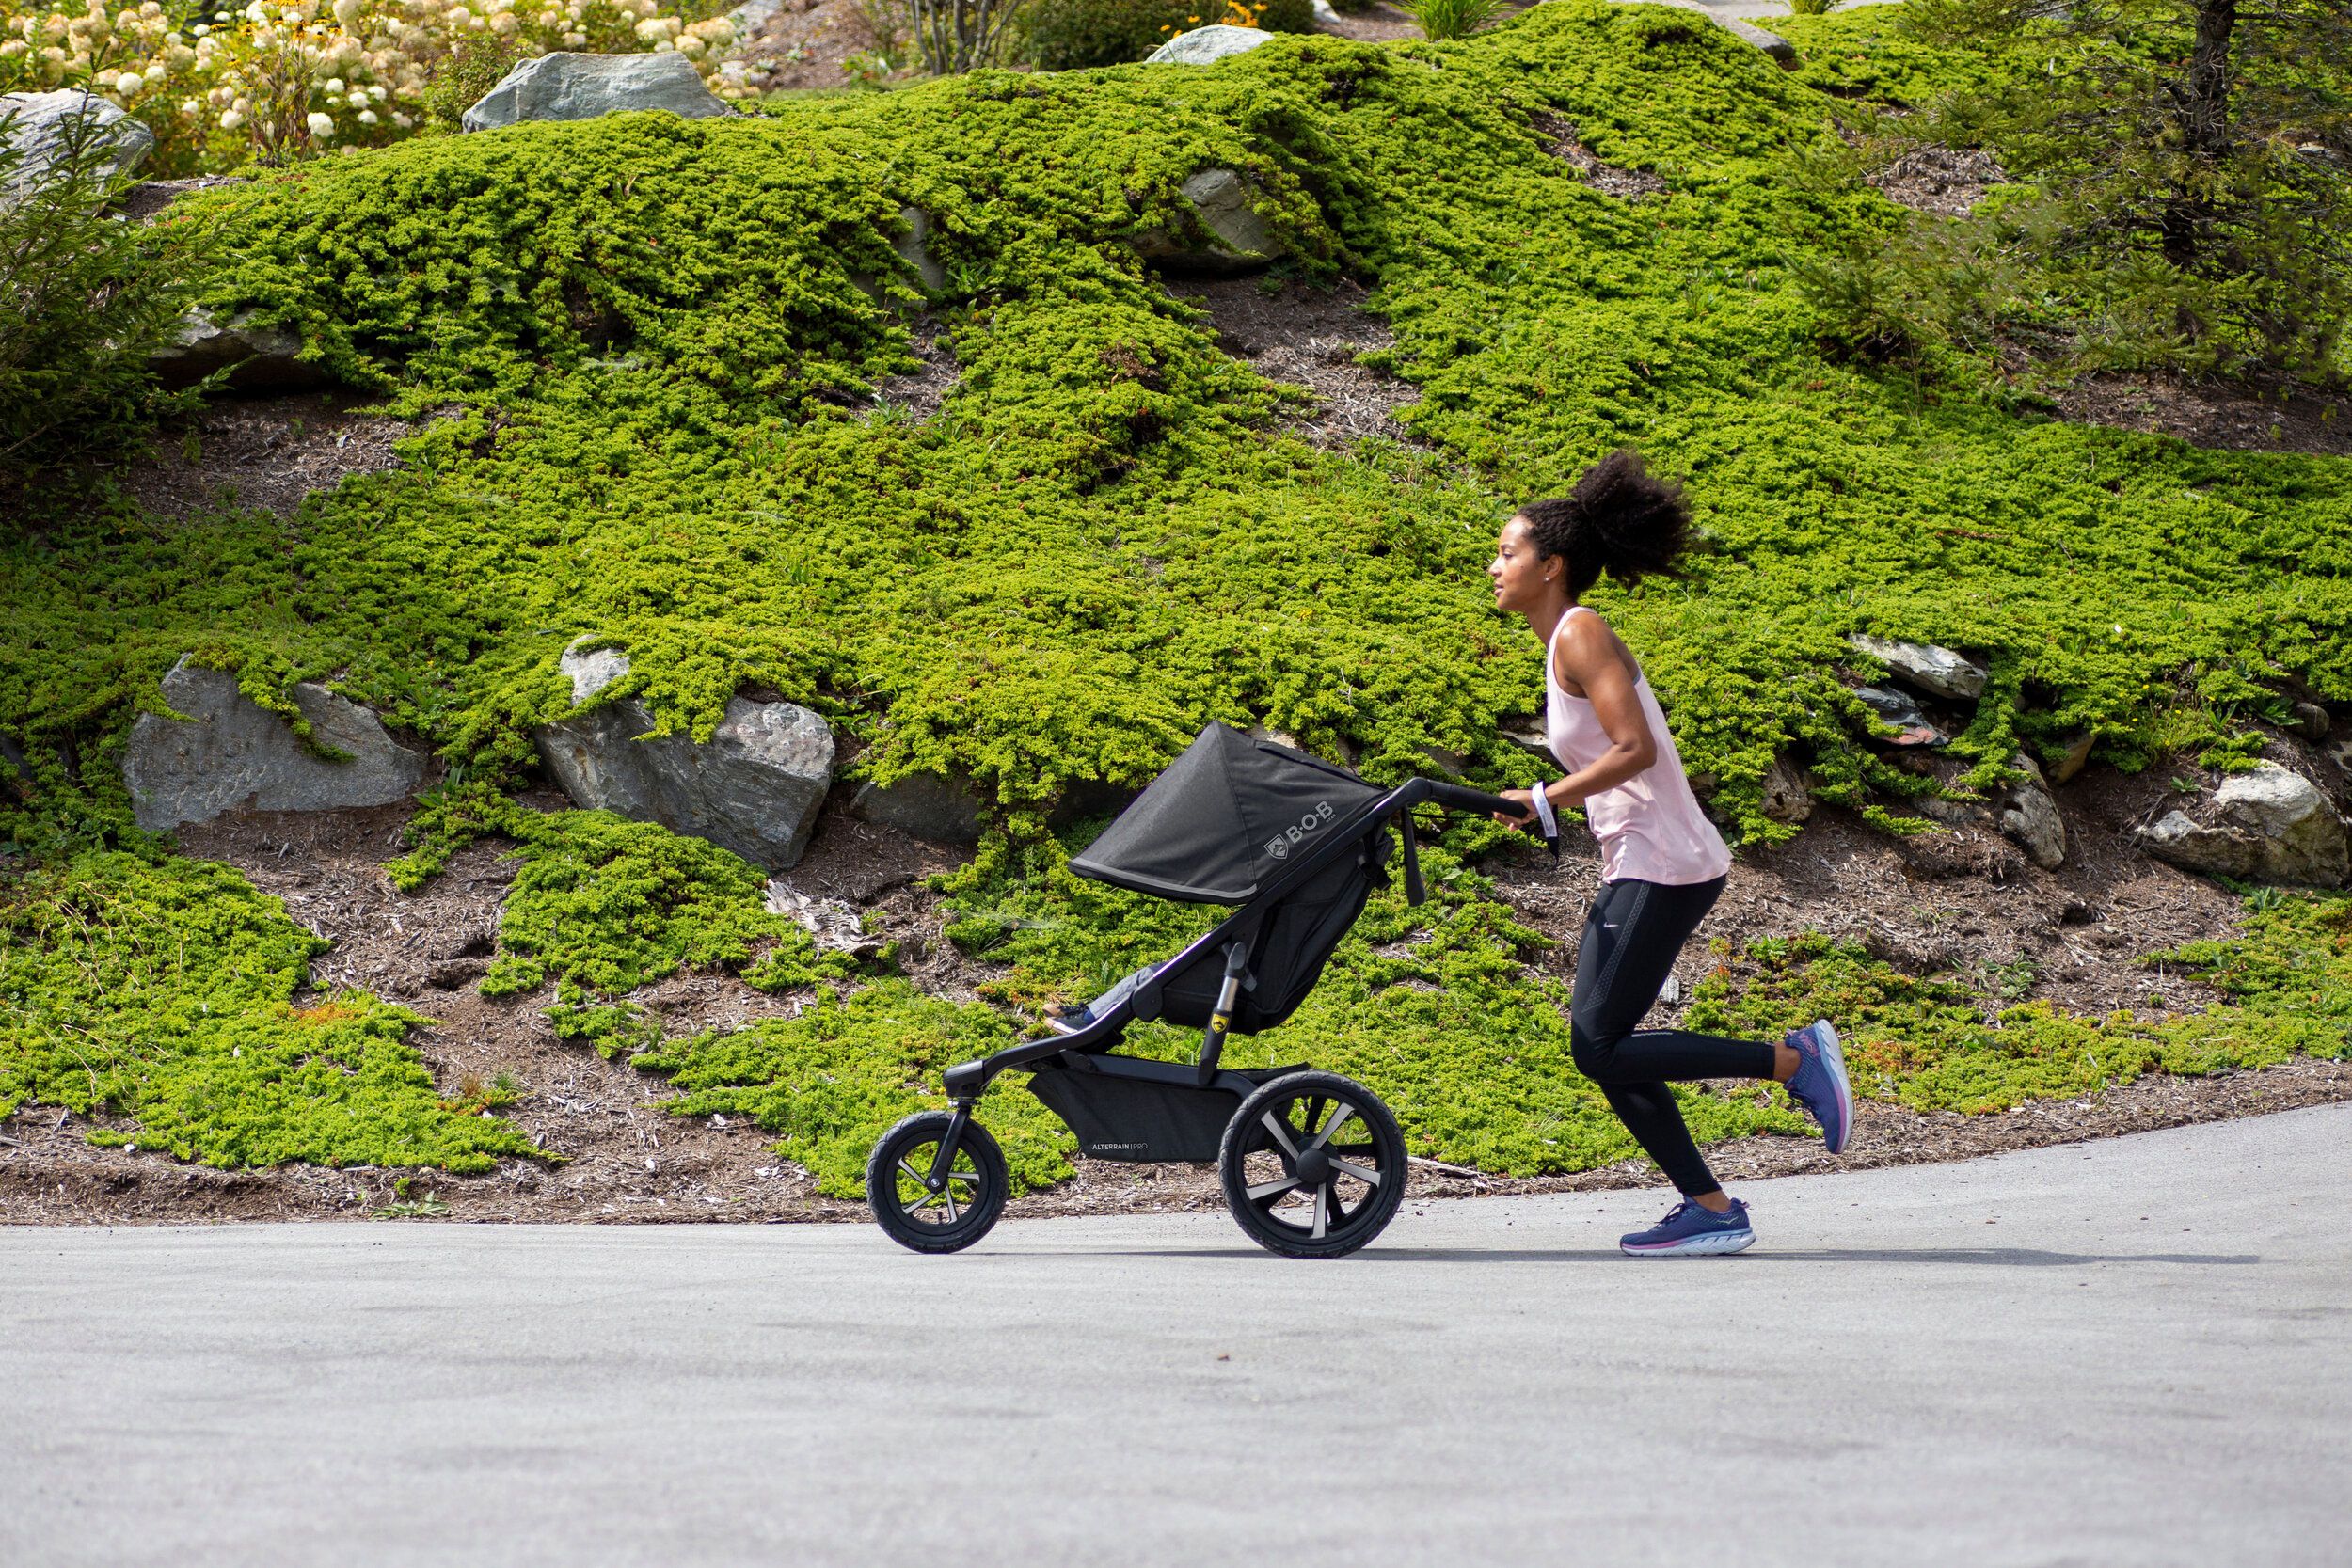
[2160,0,2237,268]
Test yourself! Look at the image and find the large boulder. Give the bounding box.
[462,53,730,132]
[2134,763,2349,886]
[2,89,153,201]
[1760,756,1814,825]
[123,658,425,832]
[1997,753,2065,870]
[148,307,329,391]
[1855,685,1947,747]
[1135,167,1281,273]
[1145,24,1275,64]
[1848,634,1988,703]
[1723,18,1797,64]
[534,642,834,870]
[850,771,985,845]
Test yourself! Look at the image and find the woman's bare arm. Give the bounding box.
[1493,614,1660,824]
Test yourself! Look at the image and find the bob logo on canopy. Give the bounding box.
[1264,800,1337,861]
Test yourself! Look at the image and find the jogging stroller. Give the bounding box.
[866,723,1550,1259]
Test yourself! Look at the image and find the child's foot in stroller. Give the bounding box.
[1783,1018,1854,1154]
[1619,1197,1754,1257]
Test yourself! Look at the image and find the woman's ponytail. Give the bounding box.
[1517,449,1694,598]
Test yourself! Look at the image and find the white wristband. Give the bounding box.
[1531,785,1558,841]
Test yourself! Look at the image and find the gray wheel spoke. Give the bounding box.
[1311,1184,1329,1240]
[1309,1103,1358,1150]
[941,1186,960,1224]
[944,1169,979,1183]
[1246,1175,1301,1201]
[902,1189,942,1216]
[1330,1158,1382,1186]
[1260,1112,1302,1159]
[898,1159,927,1187]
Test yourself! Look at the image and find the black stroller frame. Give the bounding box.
[866,725,1548,1259]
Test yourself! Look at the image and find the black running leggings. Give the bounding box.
[1570,875,1778,1197]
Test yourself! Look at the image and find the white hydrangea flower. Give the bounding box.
[357,106,377,122]
[219,106,243,126]
[324,74,342,89]
[307,108,333,135]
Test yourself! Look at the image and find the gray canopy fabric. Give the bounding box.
[1069,723,1387,904]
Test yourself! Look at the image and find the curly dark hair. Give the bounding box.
[1515,449,1694,599]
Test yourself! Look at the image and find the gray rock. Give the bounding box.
[123,657,424,832]
[2288,701,2330,742]
[724,0,783,35]
[895,207,946,293]
[149,307,328,391]
[1855,686,1947,747]
[2134,763,2348,887]
[2,89,153,201]
[462,52,729,132]
[1136,166,1280,274]
[2051,731,2096,784]
[1144,24,1275,64]
[1998,752,2065,870]
[1760,757,1813,825]
[1724,18,1796,63]
[1848,634,1988,702]
[1500,724,1550,764]
[534,642,834,870]
[2328,739,2352,778]
[850,771,984,845]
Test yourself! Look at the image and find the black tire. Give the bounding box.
[866,1111,1008,1255]
[1218,1071,1407,1259]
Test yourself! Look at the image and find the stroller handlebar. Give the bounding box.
[1420,779,1518,819]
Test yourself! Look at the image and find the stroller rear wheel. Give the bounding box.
[1218,1071,1406,1259]
[866,1111,1008,1254]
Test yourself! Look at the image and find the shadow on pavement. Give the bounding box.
[1057,1247,2263,1267]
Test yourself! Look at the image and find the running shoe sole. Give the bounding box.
[1809,1019,1854,1155]
[1620,1229,1756,1257]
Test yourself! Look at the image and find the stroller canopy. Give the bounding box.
[1070,723,1388,903]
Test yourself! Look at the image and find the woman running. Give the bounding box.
[1489,450,1853,1257]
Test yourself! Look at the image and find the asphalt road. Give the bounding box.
[4,1104,2346,1567]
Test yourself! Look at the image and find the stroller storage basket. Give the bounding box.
[1025,1060,1306,1163]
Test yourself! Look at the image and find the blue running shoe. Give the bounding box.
[1620,1197,1754,1257]
[1785,1018,1853,1154]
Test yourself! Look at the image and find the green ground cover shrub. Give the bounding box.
[0,850,544,1169]
[1684,889,2352,1112]
[391,786,855,1053]
[2,4,2347,1185]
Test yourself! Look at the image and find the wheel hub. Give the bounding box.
[1293,1147,1333,1187]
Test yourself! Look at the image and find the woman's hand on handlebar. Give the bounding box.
[1492,787,1538,827]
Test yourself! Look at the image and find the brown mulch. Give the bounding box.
[1865,143,2005,216]
[1312,1,1424,41]
[1529,108,1667,199]
[2047,373,2352,458]
[107,388,423,521]
[870,317,960,423]
[733,0,883,92]
[1168,276,1419,446]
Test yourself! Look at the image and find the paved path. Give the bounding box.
[5,1105,2346,1567]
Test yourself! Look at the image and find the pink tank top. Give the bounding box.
[1543,607,1732,886]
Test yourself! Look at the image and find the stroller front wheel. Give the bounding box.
[866,1111,1009,1254]
[1219,1071,1407,1259]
